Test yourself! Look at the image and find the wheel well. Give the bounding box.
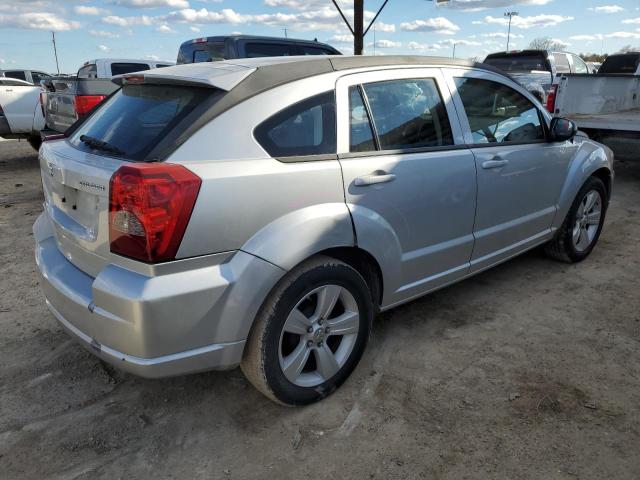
[592,167,612,200]
[318,247,383,309]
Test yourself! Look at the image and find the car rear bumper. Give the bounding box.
[33,212,284,378]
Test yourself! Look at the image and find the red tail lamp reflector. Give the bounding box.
[546,84,558,113]
[109,163,201,263]
[75,95,106,116]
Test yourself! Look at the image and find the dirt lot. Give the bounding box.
[0,139,639,480]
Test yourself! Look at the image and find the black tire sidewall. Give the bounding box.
[562,177,607,262]
[262,262,373,406]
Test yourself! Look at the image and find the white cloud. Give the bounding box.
[163,6,375,31]
[589,5,624,14]
[481,32,524,39]
[622,17,640,24]
[145,54,160,60]
[479,14,574,29]
[103,14,154,26]
[155,24,175,33]
[400,17,459,35]
[113,0,190,8]
[89,29,120,38]
[189,25,200,32]
[373,21,395,33]
[97,44,110,52]
[569,34,603,41]
[550,38,571,48]
[443,0,552,12]
[74,5,110,15]
[329,34,353,44]
[439,38,482,47]
[0,12,80,31]
[369,39,401,49]
[606,30,640,39]
[407,41,443,51]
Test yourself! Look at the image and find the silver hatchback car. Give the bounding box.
[35,56,613,405]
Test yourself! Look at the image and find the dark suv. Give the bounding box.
[177,35,341,64]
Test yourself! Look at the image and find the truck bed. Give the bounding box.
[569,108,640,132]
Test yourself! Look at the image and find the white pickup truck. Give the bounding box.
[550,53,640,159]
[0,77,45,150]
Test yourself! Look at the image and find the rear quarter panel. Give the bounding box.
[169,72,356,268]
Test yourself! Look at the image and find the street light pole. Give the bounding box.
[452,42,456,58]
[504,11,518,51]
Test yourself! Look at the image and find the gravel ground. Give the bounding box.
[1,140,639,480]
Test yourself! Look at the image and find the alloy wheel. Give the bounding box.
[278,284,360,388]
[572,189,602,252]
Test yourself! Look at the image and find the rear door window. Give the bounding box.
[245,43,297,57]
[178,41,225,63]
[571,55,589,74]
[552,53,571,73]
[31,71,50,84]
[4,71,26,81]
[454,77,545,144]
[254,91,336,158]
[69,85,217,161]
[78,64,97,78]
[484,54,550,72]
[360,78,453,151]
[110,63,151,76]
[299,45,334,55]
[599,54,640,74]
[349,87,376,152]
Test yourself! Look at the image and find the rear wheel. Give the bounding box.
[27,135,42,152]
[545,176,607,263]
[241,256,373,405]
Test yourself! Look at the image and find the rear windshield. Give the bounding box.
[110,63,151,76]
[69,84,215,161]
[177,42,225,64]
[484,53,550,72]
[599,54,640,74]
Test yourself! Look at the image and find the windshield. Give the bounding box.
[69,84,215,161]
[484,54,550,72]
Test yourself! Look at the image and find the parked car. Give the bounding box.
[176,34,341,64]
[0,77,45,150]
[41,58,174,134]
[1,69,53,85]
[483,50,590,104]
[550,53,640,159]
[34,56,613,405]
[597,52,640,75]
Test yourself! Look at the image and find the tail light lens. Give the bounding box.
[546,84,558,113]
[75,95,106,116]
[109,163,201,263]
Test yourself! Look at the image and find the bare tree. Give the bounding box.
[618,45,638,53]
[529,37,565,51]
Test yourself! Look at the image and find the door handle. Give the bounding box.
[482,158,509,169]
[354,172,396,186]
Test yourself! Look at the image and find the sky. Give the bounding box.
[1,0,639,74]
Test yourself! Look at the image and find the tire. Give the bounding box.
[27,135,42,152]
[241,255,373,406]
[545,176,608,263]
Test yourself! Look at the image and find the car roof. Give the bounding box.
[116,55,508,91]
[180,34,337,48]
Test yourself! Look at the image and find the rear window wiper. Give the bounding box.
[79,135,125,156]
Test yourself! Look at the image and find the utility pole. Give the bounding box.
[503,11,518,51]
[283,28,288,39]
[331,0,389,56]
[353,0,364,55]
[452,42,456,58]
[51,31,60,74]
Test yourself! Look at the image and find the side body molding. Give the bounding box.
[241,203,355,271]
[552,140,613,230]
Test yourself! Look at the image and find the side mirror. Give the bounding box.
[550,117,577,142]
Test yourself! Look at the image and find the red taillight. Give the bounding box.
[546,84,558,113]
[75,95,106,116]
[123,75,145,85]
[109,163,201,263]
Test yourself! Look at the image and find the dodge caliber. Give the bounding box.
[34,56,614,405]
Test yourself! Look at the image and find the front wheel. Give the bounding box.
[241,256,373,405]
[545,176,608,263]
